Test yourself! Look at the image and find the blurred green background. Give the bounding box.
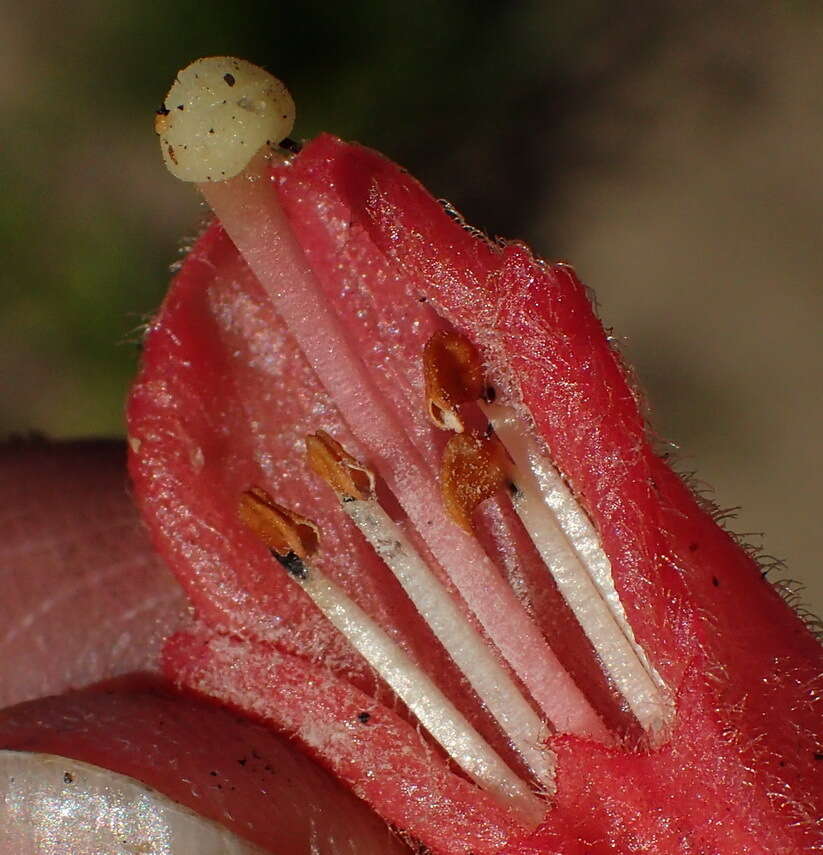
[2,1,821,610]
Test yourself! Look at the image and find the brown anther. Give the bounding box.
[238,486,320,559]
[441,432,510,532]
[423,330,486,432]
[306,430,375,501]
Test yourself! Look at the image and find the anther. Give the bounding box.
[423,329,486,432]
[238,487,319,560]
[441,432,509,532]
[306,430,374,500]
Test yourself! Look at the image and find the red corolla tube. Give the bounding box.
[129,57,823,854]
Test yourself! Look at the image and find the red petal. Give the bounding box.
[129,225,451,688]
[283,136,822,851]
[0,440,183,708]
[165,624,525,854]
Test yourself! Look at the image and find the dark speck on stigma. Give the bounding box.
[224,72,236,87]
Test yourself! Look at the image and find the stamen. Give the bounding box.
[426,330,671,736]
[238,487,319,559]
[160,59,610,742]
[483,406,672,737]
[441,432,509,532]
[423,330,486,432]
[305,431,374,501]
[307,431,557,789]
[238,487,546,825]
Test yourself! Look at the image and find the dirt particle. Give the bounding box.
[280,137,301,154]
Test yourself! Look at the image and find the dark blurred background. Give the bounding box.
[2,1,821,609]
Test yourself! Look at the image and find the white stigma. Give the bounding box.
[156,57,295,183]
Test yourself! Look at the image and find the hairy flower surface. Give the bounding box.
[128,134,822,854]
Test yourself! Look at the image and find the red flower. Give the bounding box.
[128,134,822,854]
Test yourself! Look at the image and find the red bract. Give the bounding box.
[128,134,822,853]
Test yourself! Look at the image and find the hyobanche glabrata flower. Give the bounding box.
[127,57,823,854]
